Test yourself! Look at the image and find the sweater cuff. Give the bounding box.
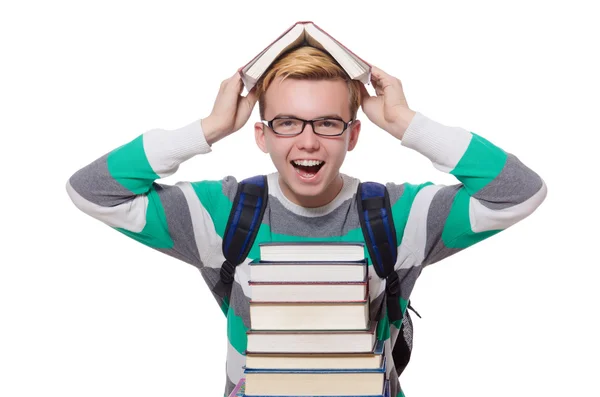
[400,111,473,169]
[161,118,212,161]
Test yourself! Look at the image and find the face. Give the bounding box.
[255,77,361,208]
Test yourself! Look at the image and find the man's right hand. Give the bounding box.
[202,71,258,145]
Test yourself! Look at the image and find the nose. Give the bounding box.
[295,122,320,150]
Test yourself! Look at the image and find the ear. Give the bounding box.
[347,119,361,151]
[254,121,268,153]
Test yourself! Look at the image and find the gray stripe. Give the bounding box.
[264,195,361,237]
[397,266,423,301]
[199,271,252,320]
[423,185,464,266]
[230,279,251,329]
[224,376,236,397]
[386,182,406,207]
[474,153,544,210]
[153,184,202,268]
[68,153,134,207]
[221,175,240,202]
[199,267,225,307]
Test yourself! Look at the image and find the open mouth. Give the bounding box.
[291,159,325,179]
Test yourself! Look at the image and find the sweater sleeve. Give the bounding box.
[387,111,547,285]
[65,118,221,270]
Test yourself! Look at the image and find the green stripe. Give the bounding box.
[442,188,501,249]
[114,186,173,248]
[191,180,234,237]
[450,132,507,194]
[377,310,390,341]
[107,135,159,194]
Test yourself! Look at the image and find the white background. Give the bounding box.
[1,1,598,396]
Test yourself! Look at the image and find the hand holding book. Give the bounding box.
[360,65,417,140]
[202,71,258,146]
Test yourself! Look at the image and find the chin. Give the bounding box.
[280,164,339,205]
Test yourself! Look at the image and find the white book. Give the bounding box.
[245,340,384,370]
[249,259,367,282]
[249,300,370,331]
[246,322,377,354]
[249,280,368,302]
[259,241,365,262]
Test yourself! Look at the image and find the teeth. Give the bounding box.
[293,160,323,167]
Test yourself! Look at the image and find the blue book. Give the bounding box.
[243,356,386,396]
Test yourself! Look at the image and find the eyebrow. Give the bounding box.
[274,113,344,119]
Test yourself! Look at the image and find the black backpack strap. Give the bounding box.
[356,181,403,323]
[356,181,417,377]
[214,175,268,308]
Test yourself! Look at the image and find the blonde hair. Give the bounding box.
[255,46,361,120]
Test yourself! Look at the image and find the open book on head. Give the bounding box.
[238,21,372,93]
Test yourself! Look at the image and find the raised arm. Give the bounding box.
[389,111,547,270]
[66,72,258,307]
[360,66,547,295]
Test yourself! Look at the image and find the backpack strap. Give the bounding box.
[356,181,403,323]
[356,181,417,377]
[215,175,268,307]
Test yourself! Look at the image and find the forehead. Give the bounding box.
[263,77,350,119]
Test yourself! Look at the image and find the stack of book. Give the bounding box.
[230,241,389,397]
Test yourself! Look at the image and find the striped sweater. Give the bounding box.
[66,111,547,397]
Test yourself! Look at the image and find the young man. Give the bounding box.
[66,46,547,397]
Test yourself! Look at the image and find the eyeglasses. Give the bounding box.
[261,116,353,137]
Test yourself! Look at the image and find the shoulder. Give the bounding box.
[188,175,240,206]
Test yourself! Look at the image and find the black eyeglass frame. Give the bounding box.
[261,116,354,137]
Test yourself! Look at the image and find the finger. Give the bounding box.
[228,72,245,96]
[371,65,391,80]
[245,86,258,108]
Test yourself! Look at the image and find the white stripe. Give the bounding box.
[401,112,473,172]
[177,182,225,269]
[226,338,247,387]
[65,180,147,232]
[396,185,444,269]
[233,258,254,299]
[470,180,548,233]
[143,120,212,178]
[368,272,386,302]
